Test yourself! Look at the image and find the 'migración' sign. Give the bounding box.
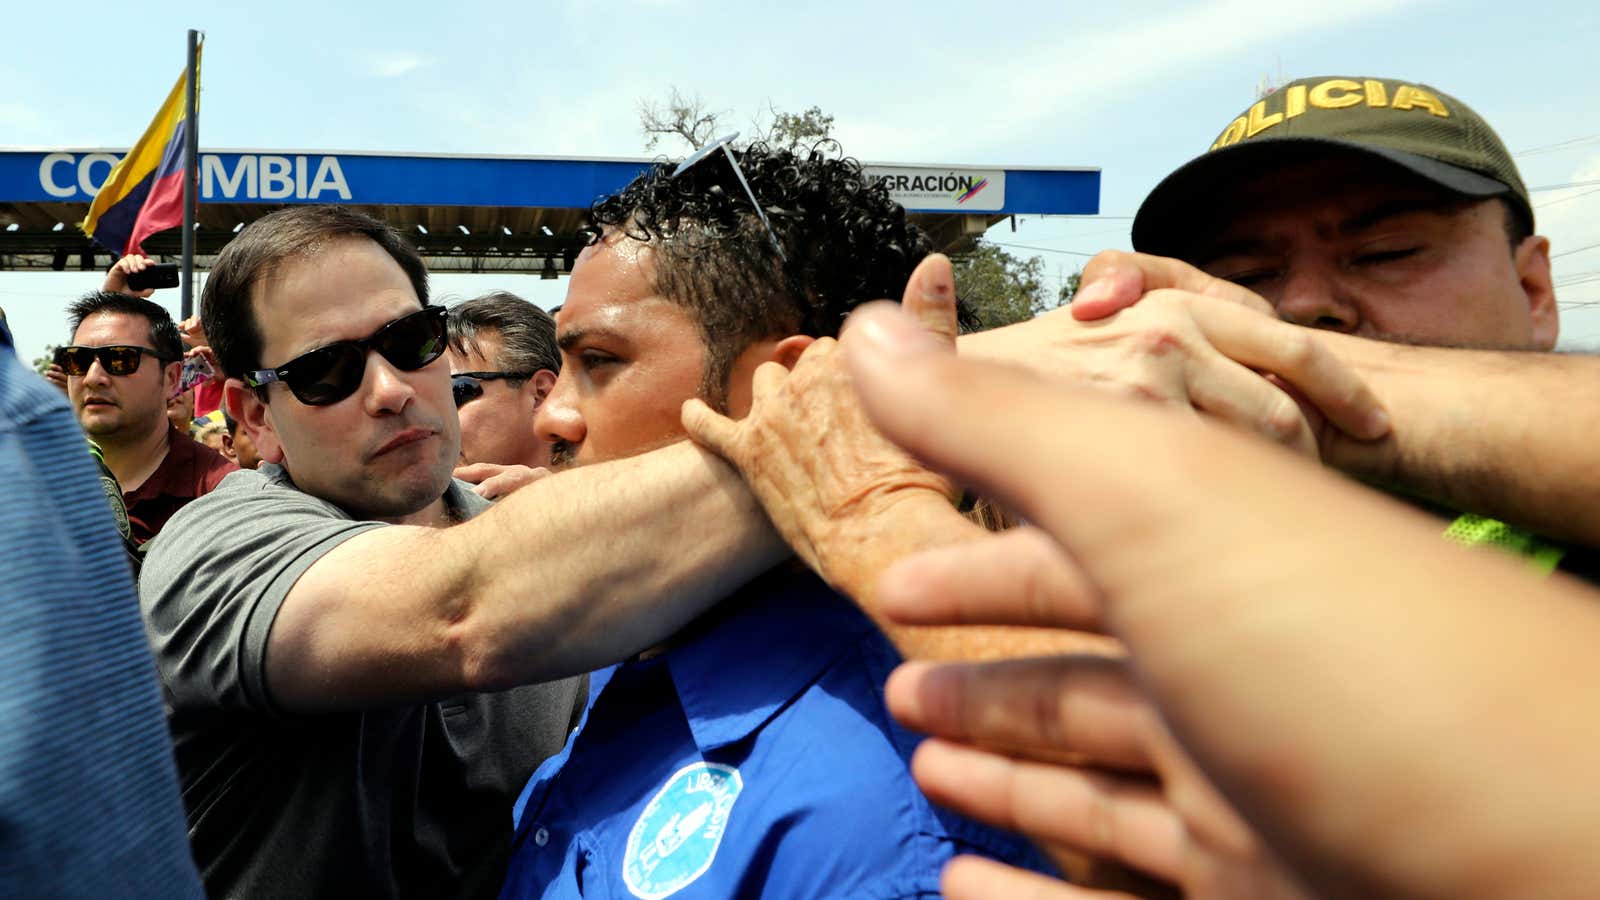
[865,166,1005,212]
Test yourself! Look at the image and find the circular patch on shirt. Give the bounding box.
[623,762,744,899]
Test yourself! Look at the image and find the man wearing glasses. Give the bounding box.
[56,291,234,545]
[445,292,560,499]
[139,204,820,899]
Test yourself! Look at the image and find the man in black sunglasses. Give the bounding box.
[60,291,234,545]
[445,292,561,499]
[138,204,831,899]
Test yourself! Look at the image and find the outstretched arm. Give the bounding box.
[1070,250,1600,546]
[848,299,1600,900]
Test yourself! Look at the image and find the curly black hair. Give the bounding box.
[590,140,975,408]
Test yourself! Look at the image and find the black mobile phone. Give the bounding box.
[125,262,181,291]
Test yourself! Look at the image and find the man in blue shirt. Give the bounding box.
[0,306,203,897]
[500,142,1055,899]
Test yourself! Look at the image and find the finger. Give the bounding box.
[1074,251,1275,321]
[1071,251,1149,321]
[942,855,1140,900]
[1177,348,1320,457]
[452,462,501,484]
[878,526,1105,631]
[913,740,1187,885]
[1183,295,1390,440]
[899,254,959,348]
[886,656,1154,771]
[475,473,514,500]
[844,302,1231,607]
[681,397,741,459]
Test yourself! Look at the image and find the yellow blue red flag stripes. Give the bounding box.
[80,44,201,257]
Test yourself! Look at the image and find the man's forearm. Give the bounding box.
[1322,336,1600,546]
[268,439,785,710]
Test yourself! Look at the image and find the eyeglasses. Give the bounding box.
[245,305,448,406]
[671,132,787,262]
[54,344,173,377]
[451,371,534,408]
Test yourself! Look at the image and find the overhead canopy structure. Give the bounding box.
[0,148,1099,275]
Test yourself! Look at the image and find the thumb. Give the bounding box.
[681,397,741,460]
[900,253,959,349]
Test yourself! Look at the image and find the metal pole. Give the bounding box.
[181,29,199,321]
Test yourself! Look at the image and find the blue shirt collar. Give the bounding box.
[664,565,879,753]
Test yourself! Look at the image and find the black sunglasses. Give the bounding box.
[451,371,534,408]
[245,306,448,406]
[671,132,787,262]
[54,344,173,377]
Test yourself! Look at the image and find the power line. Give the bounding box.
[1530,178,1600,193]
[1551,242,1600,260]
[987,241,1100,258]
[1535,186,1600,209]
[1515,134,1600,157]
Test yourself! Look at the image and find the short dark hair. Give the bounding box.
[590,141,975,407]
[1500,196,1533,252]
[67,291,183,360]
[446,292,560,385]
[202,205,429,383]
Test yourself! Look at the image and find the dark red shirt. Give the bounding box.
[124,426,237,545]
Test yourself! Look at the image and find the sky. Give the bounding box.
[3,0,1598,363]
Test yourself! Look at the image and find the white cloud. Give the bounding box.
[361,52,434,79]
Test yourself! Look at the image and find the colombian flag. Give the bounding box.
[80,43,201,257]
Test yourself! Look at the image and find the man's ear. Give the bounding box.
[1515,234,1559,350]
[227,378,284,465]
[524,369,557,411]
[770,335,815,370]
[162,359,182,399]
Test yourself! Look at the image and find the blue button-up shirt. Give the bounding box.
[501,568,1050,899]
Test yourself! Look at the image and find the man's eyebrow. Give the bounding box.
[556,327,626,351]
[1338,200,1456,235]
[1192,238,1276,268]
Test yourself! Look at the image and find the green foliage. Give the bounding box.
[1060,270,1082,305]
[762,105,834,153]
[33,344,60,376]
[953,242,1057,330]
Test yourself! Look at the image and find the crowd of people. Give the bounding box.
[4,73,1598,899]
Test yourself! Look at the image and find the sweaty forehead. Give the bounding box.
[253,237,421,363]
[73,311,151,346]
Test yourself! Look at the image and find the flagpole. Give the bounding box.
[181,28,199,321]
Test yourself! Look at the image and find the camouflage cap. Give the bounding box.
[1132,76,1531,257]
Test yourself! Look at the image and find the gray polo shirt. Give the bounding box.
[141,464,586,899]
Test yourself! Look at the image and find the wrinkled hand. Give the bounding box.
[453,462,551,500]
[682,254,960,582]
[43,362,69,393]
[961,254,1389,459]
[103,254,157,299]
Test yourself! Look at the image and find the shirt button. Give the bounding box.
[534,826,550,847]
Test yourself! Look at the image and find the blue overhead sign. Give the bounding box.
[0,149,1099,215]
